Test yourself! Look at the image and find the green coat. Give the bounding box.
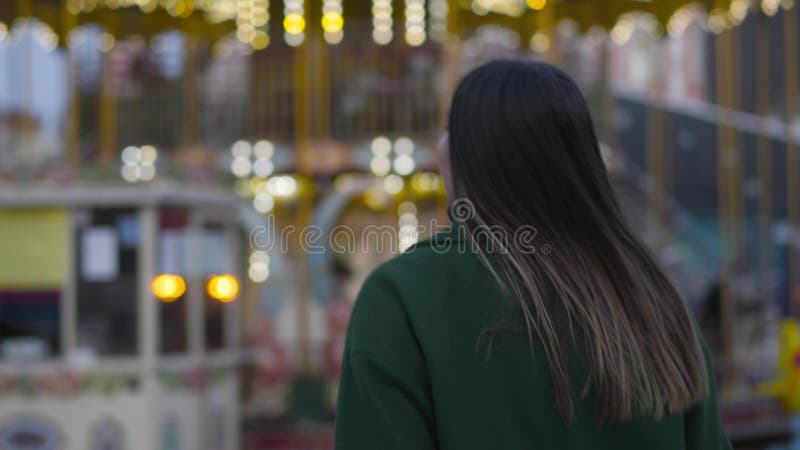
[335,229,732,450]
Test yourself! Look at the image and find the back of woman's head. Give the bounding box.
[446,59,707,424]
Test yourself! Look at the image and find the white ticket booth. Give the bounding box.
[0,183,253,450]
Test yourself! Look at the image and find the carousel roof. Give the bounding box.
[0,0,235,45]
[0,0,759,48]
[451,0,743,34]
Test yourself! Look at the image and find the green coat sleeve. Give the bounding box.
[684,337,733,450]
[334,267,437,450]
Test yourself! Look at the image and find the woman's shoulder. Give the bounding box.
[361,228,477,293]
[346,229,489,358]
[391,225,473,264]
[349,228,489,332]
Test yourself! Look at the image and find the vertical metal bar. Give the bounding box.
[292,0,313,375]
[728,25,742,308]
[99,45,116,164]
[138,206,159,378]
[17,0,32,16]
[61,209,77,359]
[646,102,664,235]
[18,0,32,163]
[225,226,242,349]
[596,35,613,146]
[716,22,743,356]
[188,211,204,357]
[439,0,461,128]
[785,5,800,315]
[756,14,773,297]
[63,0,80,168]
[135,204,159,449]
[317,16,331,139]
[183,35,199,145]
[296,200,314,376]
[716,27,734,357]
[294,16,311,174]
[541,3,557,64]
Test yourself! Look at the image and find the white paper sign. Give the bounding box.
[160,230,186,274]
[203,230,227,274]
[81,227,119,281]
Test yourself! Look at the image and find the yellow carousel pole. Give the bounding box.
[729,24,742,258]
[645,20,666,238]
[716,21,741,358]
[756,13,772,298]
[716,26,731,357]
[596,33,616,149]
[315,7,331,140]
[646,100,664,236]
[437,0,461,217]
[63,0,80,169]
[292,0,314,376]
[17,0,32,16]
[440,0,461,124]
[182,35,199,145]
[18,0,33,162]
[588,0,615,150]
[98,34,116,164]
[730,25,742,310]
[535,2,556,65]
[785,5,799,315]
[293,35,311,173]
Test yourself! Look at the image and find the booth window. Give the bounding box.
[158,208,189,354]
[204,224,228,351]
[0,209,68,361]
[75,208,139,356]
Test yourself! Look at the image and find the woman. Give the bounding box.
[335,60,731,450]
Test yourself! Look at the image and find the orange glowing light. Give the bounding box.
[152,274,186,302]
[206,275,239,303]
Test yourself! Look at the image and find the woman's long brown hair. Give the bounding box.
[448,60,708,424]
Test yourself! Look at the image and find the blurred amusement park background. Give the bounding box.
[0,0,799,449]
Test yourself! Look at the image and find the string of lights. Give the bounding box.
[372,0,393,45]
[283,0,305,46]
[322,0,343,44]
[428,0,447,43]
[405,0,426,46]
